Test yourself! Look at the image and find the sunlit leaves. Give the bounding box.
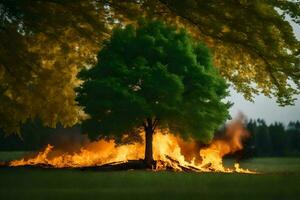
[0,0,299,134]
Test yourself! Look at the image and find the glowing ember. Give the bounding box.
[9,119,256,174]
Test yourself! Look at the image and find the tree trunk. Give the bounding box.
[144,118,154,168]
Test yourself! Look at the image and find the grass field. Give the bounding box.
[1,152,300,200]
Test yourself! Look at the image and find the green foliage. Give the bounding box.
[0,120,83,151]
[245,119,300,157]
[0,0,105,133]
[0,1,299,134]
[287,121,300,155]
[254,120,273,156]
[77,21,230,142]
[101,0,300,105]
[269,122,288,156]
[0,120,53,151]
[144,0,300,105]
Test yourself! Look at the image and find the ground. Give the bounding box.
[0,152,300,200]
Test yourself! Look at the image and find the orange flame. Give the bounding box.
[9,118,256,173]
[199,118,251,172]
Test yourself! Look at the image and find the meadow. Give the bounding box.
[0,152,300,200]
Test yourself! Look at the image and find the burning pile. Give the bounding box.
[9,118,256,173]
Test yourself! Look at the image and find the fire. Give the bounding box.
[199,119,250,172]
[9,119,256,173]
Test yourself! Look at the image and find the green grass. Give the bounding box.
[1,152,300,200]
[223,157,300,173]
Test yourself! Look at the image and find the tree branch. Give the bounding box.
[152,118,159,132]
[157,0,283,92]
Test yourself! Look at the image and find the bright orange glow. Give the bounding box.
[10,119,256,174]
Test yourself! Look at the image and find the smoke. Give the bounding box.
[45,125,89,153]
[198,113,250,170]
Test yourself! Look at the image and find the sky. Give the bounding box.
[228,21,300,124]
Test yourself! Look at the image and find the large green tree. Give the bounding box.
[76,21,230,167]
[0,0,299,133]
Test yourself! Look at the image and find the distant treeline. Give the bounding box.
[243,119,300,157]
[0,121,83,151]
[0,119,300,157]
[0,121,52,151]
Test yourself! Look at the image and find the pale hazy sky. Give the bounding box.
[228,21,300,124]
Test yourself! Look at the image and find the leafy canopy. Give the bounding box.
[77,20,230,142]
[0,1,299,133]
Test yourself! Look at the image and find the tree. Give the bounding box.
[0,1,299,133]
[76,21,230,167]
[287,121,300,155]
[269,122,288,156]
[0,120,53,151]
[254,119,273,156]
[246,119,300,157]
[0,0,106,133]
[144,0,300,105]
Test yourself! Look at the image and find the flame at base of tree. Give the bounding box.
[9,120,256,174]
